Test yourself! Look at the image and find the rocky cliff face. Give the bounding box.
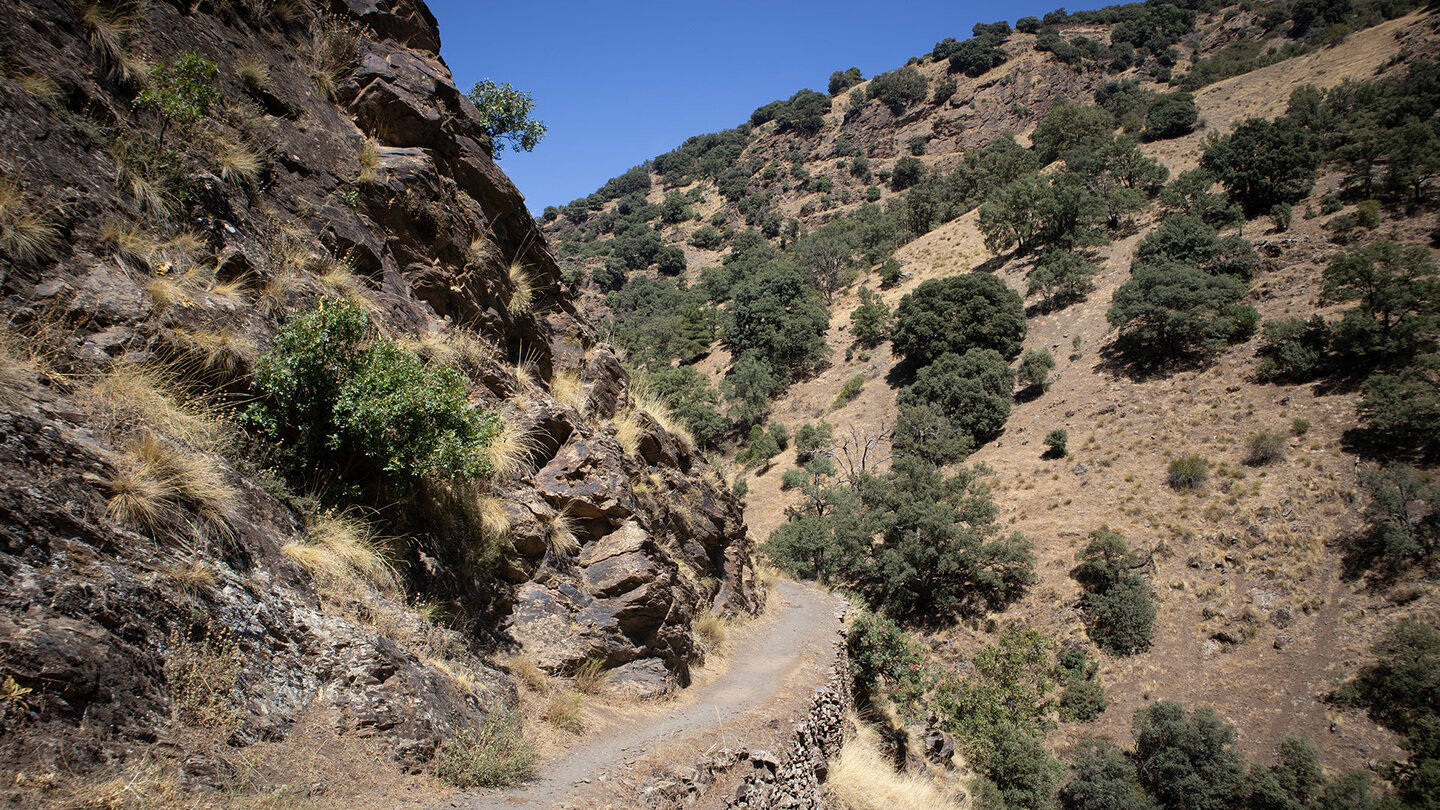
[0,0,759,797]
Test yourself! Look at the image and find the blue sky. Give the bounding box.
[428,1,1099,214]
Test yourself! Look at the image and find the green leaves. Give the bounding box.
[893,273,1026,366]
[467,78,548,156]
[249,299,501,494]
[136,50,220,142]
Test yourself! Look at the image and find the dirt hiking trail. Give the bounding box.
[451,579,845,809]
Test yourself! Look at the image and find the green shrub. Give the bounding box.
[1073,528,1156,656]
[744,423,782,468]
[936,624,1056,758]
[435,709,535,788]
[466,78,548,156]
[1245,431,1287,465]
[768,421,790,450]
[893,402,974,466]
[879,257,902,287]
[1043,429,1068,458]
[1270,202,1292,232]
[893,273,1026,366]
[868,66,929,115]
[908,136,929,156]
[1060,739,1148,810]
[137,50,221,145]
[794,420,833,462]
[1032,102,1116,165]
[1167,454,1210,490]
[934,77,957,102]
[1341,618,1440,807]
[1056,647,1107,723]
[890,156,925,190]
[1292,417,1310,436]
[849,287,892,347]
[249,299,501,493]
[866,185,882,202]
[848,610,927,712]
[1141,91,1197,140]
[1356,199,1381,229]
[732,478,749,498]
[656,245,686,276]
[834,374,865,407]
[1256,316,1330,382]
[688,225,724,249]
[1018,349,1055,394]
[1199,116,1317,216]
[828,66,863,96]
[898,350,1014,444]
[1132,702,1246,810]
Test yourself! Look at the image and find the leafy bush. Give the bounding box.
[1060,739,1150,810]
[1200,117,1318,216]
[1245,431,1287,465]
[688,224,724,249]
[1044,429,1068,458]
[1073,528,1156,656]
[890,156,925,191]
[868,66,929,115]
[1106,265,1255,363]
[1027,250,1098,310]
[1032,102,1116,165]
[656,245,686,276]
[1270,202,1292,232]
[722,353,780,425]
[1132,702,1247,810]
[1056,647,1107,723]
[893,273,1026,366]
[1256,316,1330,382]
[722,265,831,379]
[893,401,975,467]
[1016,15,1041,33]
[137,50,221,145]
[848,610,927,711]
[795,420,833,462]
[744,423,782,468]
[1347,463,1440,574]
[834,374,865,407]
[828,66,863,96]
[898,350,1015,445]
[936,624,1057,757]
[777,89,832,135]
[1341,618,1440,807]
[1292,417,1310,436]
[466,78,548,156]
[249,299,501,493]
[435,709,535,788]
[1018,349,1055,394]
[1324,240,1439,364]
[1142,92,1198,141]
[1167,454,1210,490]
[849,287,892,347]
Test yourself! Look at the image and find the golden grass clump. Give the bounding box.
[237,57,270,92]
[484,416,537,482]
[507,260,535,315]
[542,505,579,558]
[549,367,591,413]
[541,689,584,734]
[18,73,63,108]
[161,326,255,379]
[506,654,548,693]
[106,432,238,540]
[163,556,215,595]
[571,658,610,695]
[88,366,223,447]
[108,137,176,218]
[211,133,264,186]
[357,137,380,184]
[631,387,693,449]
[693,610,730,653]
[309,12,362,99]
[828,717,965,810]
[285,510,399,595]
[0,174,60,264]
[82,1,147,83]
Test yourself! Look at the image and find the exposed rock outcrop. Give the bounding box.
[0,0,760,796]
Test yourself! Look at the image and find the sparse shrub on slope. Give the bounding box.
[867,66,929,115]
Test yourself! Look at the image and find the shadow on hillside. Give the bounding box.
[884,355,920,390]
[1093,344,1205,383]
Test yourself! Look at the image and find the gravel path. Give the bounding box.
[451,579,843,809]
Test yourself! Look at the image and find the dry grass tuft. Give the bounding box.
[828,717,965,810]
[357,138,380,183]
[542,505,579,558]
[109,137,176,218]
[162,326,255,380]
[571,658,610,695]
[693,610,730,653]
[165,626,242,731]
[612,387,693,457]
[18,73,63,108]
[87,365,222,447]
[309,12,362,99]
[162,556,215,595]
[237,58,270,92]
[484,416,538,482]
[105,431,238,539]
[507,260,535,315]
[0,174,60,263]
[506,654,548,693]
[212,133,264,186]
[82,1,146,83]
[407,329,495,374]
[549,367,591,413]
[477,494,511,542]
[541,689,584,734]
[285,510,399,595]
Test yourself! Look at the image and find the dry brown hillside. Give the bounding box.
[545,2,1440,781]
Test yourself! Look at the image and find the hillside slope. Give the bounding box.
[542,0,1440,794]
